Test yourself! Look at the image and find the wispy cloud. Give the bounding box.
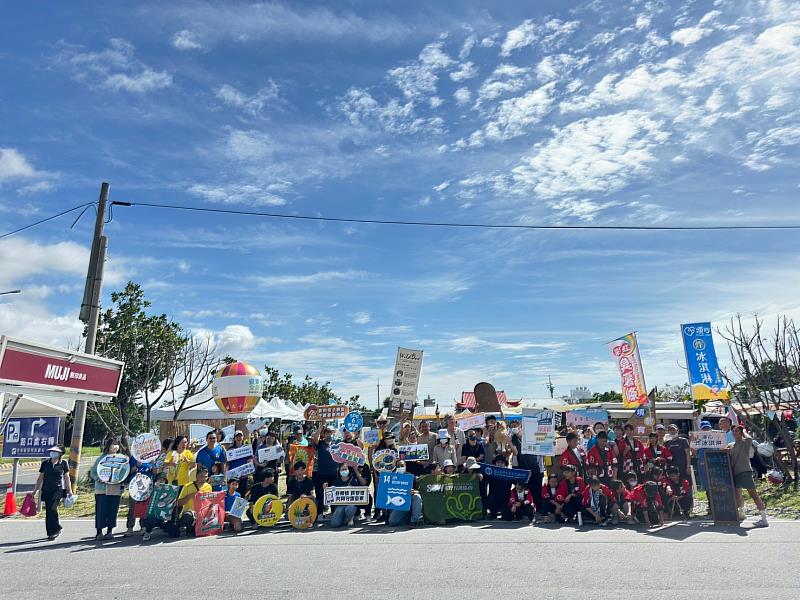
[172,29,204,51]
[254,270,369,288]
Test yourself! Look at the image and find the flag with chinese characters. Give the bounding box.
[608,333,649,408]
[680,322,730,401]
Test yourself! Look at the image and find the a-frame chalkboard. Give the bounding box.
[703,449,739,524]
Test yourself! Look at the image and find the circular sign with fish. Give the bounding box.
[372,449,398,473]
[97,453,131,484]
[128,473,153,502]
[288,497,317,529]
[253,494,284,527]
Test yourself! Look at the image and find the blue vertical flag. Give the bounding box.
[680,322,729,401]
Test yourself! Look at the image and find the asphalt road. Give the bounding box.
[1,518,798,599]
[1,458,94,493]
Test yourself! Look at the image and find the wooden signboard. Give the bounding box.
[703,450,739,524]
[304,404,349,421]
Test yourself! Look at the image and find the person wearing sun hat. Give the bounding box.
[432,428,457,468]
[32,445,73,540]
[664,423,691,480]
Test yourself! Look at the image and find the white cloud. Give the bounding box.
[671,26,711,46]
[536,54,585,82]
[476,64,530,105]
[225,130,274,161]
[453,87,471,105]
[450,336,567,353]
[216,81,280,116]
[0,148,41,182]
[449,61,478,81]
[338,88,443,135]
[255,270,368,288]
[510,111,670,199]
[459,34,477,60]
[353,311,371,325]
[635,15,652,30]
[500,18,580,56]
[56,38,172,93]
[172,30,203,51]
[0,238,88,290]
[187,182,286,206]
[17,181,55,195]
[744,125,800,171]
[388,41,454,99]
[215,324,261,354]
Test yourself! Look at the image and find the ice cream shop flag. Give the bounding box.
[608,333,649,408]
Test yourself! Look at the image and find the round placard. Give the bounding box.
[287,497,317,529]
[131,433,161,464]
[343,412,363,432]
[128,473,153,501]
[97,453,131,484]
[372,449,397,473]
[253,494,284,527]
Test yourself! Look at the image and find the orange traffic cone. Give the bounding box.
[3,482,18,517]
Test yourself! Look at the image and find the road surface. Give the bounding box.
[1,518,798,599]
[0,457,94,493]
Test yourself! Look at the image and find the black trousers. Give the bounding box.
[505,504,535,521]
[560,496,583,522]
[667,495,693,518]
[582,495,611,523]
[42,489,62,537]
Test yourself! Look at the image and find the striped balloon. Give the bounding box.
[212,361,263,415]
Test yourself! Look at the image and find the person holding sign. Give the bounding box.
[730,425,768,527]
[247,468,278,526]
[224,478,244,533]
[254,429,282,484]
[227,431,252,495]
[327,465,367,528]
[195,431,227,477]
[165,436,195,489]
[286,461,315,509]
[90,438,127,540]
[176,466,212,536]
[310,423,339,518]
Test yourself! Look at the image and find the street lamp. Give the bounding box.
[0,290,21,296]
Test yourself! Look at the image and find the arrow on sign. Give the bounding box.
[30,418,46,436]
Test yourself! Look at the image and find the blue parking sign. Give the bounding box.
[2,417,61,458]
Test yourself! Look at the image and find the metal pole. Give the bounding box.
[11,459,19,496]
[69,182,109,483]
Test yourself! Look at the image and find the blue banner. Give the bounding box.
[478,463,531,483]
[376,471,414,512]
[2,417,61,458]
[681,322,729,401]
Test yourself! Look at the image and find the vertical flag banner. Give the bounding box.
[388,347,423,418]
[681,322,730,401]
[608,333,648,408]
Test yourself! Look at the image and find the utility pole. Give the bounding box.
[546,375,555,399]
[377,379,381,410]
[68,182,109,482]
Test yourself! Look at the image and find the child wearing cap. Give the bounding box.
[665,466,693,519]
[224,478,244,533]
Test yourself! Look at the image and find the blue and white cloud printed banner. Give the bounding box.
[680,322,730,401]
[478,463,531,483]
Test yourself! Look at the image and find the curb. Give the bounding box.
[0,461,41,471]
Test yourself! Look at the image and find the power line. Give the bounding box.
[0,202,95,240]
[111,200,800,231]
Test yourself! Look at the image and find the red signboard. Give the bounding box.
[0,336,123,397]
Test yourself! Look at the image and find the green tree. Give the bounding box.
[590,390,623,403]
[92,282,185,434]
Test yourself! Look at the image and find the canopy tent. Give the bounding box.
[151,395,304,422]
[0,391,75,418]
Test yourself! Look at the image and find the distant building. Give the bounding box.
[568,386,592,405]
[423,395,436,408]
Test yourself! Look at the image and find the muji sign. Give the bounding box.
[0,336,124,397]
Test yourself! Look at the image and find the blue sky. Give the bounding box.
[1,1,799,408]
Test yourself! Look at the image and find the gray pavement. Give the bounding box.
[1,518,799,599]
[1,458,94,493]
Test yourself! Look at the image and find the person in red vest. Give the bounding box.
[665,466,693,519]
[581,476,616,526]
[631,481,665,528]
[555,465,585,523]
[558,432,586,477]
[539,473,562,523]
[586,431,618,484]
[618,424,645,478]
[642,432,672,478]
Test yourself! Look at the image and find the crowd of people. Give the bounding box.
[30,411,773,541]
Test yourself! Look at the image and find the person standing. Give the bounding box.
[195,431,227,476]
[164,435,195,488]
[460,428,486,467]
[416,420,437,465]
[664,424,691,481]
[432,429,458,468]
[586,431,618,484]
[226,430,252,496]
[90,438,126,540]
[558,432,586,477]
[730,425,768,527]
[32,445,73,541]
[309,423,338,517]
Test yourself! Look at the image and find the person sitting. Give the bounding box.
[623,470,639,495]
[386,461,424,528]
[141,472,180,541]
[555,465,585,524]
[539,473,562,523]
[505,481,535,523]
[608,479,632,524]
[286,461,315,508]
[648,466,672,509]
[247,468,278,526]
[442,459,457,475]
[224,478,244,533]
[581,476,615,526]
[631,481,665,528]
[485,455,512,519]
[559,432,586,478]
[665,466,693,519]
[176,466,212,536]
[328,464,367,528]
[209,462,226,492]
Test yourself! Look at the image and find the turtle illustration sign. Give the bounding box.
[418,474,483,523]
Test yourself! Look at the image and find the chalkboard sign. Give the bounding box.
[703,450,738,524]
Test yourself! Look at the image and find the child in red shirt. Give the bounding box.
[581,476,615,526]
[555,465,585,524]
[631,481,665,528]
[506,481,535,523]
[540,473,561,523]
[608,479,632,523]
[666,466,693,519]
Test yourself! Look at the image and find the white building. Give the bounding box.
[568,386,592,405]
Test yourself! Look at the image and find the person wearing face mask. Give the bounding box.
[460,428,485,467]
[442,413,465,457]
[310,422,339,518]
[327,464,368,528]
[510,422,544,511]
[32,445,73,540]
[386,460,424,527]
[371,431,397,521]
[90,438,127,540]
[432,429,458,468]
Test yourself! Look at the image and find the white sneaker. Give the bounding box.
[753,519,769,528]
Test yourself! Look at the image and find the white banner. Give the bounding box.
[456,413,486,431]
[226,445,254,461]
[227,462,256,479]
[389,347,423,418]
[521,408,556,456]
[689,430,727,450]
[258,445,285,463]
[212,374,263,401]
[323,486,371,506]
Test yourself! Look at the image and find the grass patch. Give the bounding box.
[0,447,101,465]
[693,480,800,518]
